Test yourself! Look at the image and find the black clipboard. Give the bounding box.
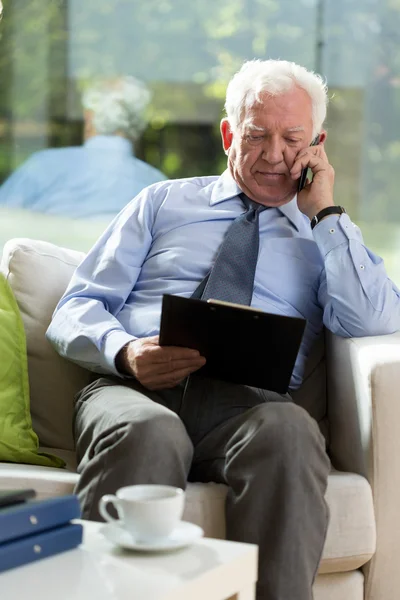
[159,294,306,393]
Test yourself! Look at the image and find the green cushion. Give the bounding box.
[0,273,64,467]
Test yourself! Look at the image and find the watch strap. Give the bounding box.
[310,206,346,230]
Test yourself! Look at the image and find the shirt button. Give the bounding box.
[329,228,335,234]
[360,265,365,270]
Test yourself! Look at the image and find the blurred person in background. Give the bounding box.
[0,76,166,218]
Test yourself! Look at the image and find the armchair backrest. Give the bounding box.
[1,239,90,451]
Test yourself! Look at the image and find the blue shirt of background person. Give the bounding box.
[0,76,166,218]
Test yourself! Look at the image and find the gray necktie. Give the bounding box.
[192,193,265,305]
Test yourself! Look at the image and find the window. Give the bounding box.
[0,0,399,281]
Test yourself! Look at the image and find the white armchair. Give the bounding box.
[1,237,399,600]
[327,331,400,600]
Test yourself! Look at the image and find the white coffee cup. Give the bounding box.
[99,484,185,542]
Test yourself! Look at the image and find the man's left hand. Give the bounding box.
[290,143,335,220]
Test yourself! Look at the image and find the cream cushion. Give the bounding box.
[0,239,90,450]
[183,471,376,574]
[313,571,364,599]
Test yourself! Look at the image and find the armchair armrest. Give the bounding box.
[327,330,400,600]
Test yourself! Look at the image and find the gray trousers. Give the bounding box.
[74,375,330,600]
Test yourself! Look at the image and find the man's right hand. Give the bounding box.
[115,336,206,390]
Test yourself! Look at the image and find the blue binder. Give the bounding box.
[0,522,83,573]
[0,495,81,544]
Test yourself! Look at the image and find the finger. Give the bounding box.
[153,356,206,376]
[147,345,202,363]
[298,143,325,158]
[291,153,326,180]
[292,144,326,168]
[315,144,328,162]
[143,335,160,345]
[136,356,206,380]
[143,364,205,390]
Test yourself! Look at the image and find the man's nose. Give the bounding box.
[261,139,284,165]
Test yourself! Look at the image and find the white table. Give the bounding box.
[0,520,258,600]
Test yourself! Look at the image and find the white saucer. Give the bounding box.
[100,521,204,552]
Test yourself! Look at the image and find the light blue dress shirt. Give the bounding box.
[0,136,166,218]
[47,170,400,389]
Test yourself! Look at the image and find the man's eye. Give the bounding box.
[247,135,263,142]
[285,138,300,144]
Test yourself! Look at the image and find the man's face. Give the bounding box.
[221,86,316,207]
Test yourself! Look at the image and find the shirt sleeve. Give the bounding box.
[314,213,400,337]
[46,185,158,375]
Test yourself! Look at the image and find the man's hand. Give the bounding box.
[290,142,335,220]
[115,336,206,390]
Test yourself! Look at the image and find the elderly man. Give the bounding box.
[0,76,165,218]
[47,59,400,600]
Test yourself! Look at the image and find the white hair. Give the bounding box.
[225,59,328,139]
[82,76,151,142]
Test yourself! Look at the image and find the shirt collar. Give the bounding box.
[210,169,242,205]
[84,135,134,155]
[210,170,302,232]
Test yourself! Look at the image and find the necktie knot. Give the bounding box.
[240,193,266,222]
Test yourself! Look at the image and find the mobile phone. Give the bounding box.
[0,488,36,509]
[297,134,321,192]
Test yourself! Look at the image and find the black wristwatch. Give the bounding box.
[310,206,346,230]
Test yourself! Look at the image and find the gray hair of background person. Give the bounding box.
[82,76,152,142]
[225,59,328,139]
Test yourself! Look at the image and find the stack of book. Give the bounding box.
[0,492,82,573]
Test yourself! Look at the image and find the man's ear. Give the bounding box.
[317,129,327,145]
[220,118,233,153]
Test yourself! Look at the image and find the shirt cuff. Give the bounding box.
[101,329,137,376]
[312,213,360,256]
